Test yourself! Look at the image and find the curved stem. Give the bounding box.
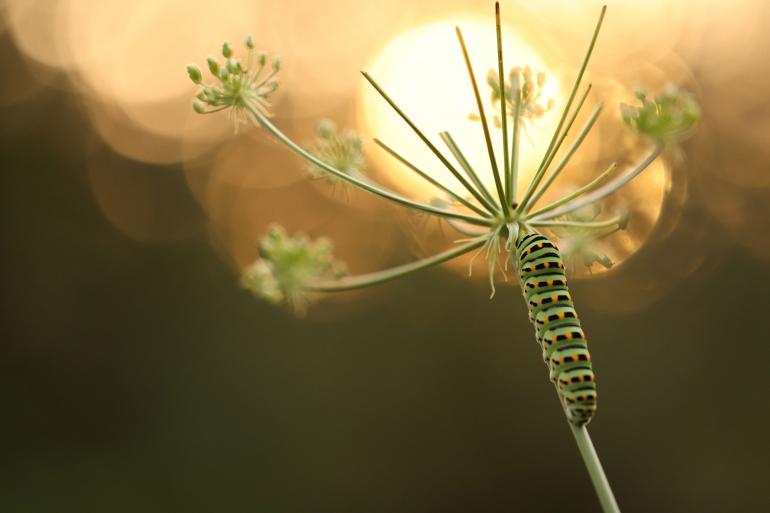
[529,216,623,230]
[360,72,495,211]
[374,139,493,218]
[570,425,621,513]
[246,105,492,227]
[525,162,617,219]
[531,144,661,221]
[307,238,487,292]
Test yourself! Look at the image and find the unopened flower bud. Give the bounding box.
[207,57,219,76]
[245,35,255,49]
[192,100,206,113]
[222,42,233,58]
[186,64,202,84]
[226,58,241,75]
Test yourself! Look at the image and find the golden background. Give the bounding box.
[1,0,769,511]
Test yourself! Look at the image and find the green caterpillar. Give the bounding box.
[516,232,597,425]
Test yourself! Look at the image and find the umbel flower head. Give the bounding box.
[240,224,347,315]
[620,85,700,144]
[186,36,281,131]
[482,65,555,128]
[305,120,366,182]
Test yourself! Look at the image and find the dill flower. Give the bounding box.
[304,120,366,182]
[187,37,281,131]
[620,85,700,144]
[240,224,347,315]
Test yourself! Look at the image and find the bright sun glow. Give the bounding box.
[357,18,562,202]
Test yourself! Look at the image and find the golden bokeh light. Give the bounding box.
[357,18,564,200]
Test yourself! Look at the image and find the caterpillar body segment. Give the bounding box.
[516,232,597,425]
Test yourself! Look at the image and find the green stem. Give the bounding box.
[495,2,510,205]
[455,26,509,216]
[521,104,603,213]
[246,105,492,227]
[509,100,522,206]
[360,72,495,212]
[532,144,661,221]
[307,238,487,292]
[439,131,500,212]
[373,139,492,218]
[525,162,616,219]
[517,5,606,214]
[517,85,592,213]
[570,424,621,513]
[529,216,623,229]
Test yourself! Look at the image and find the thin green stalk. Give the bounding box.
[517,5,605,213]
[529,216,623,230]
[373,139,492,218]
[545,5,605,160]
[533,144,661,221]
[509,100,522,206]
[455,26,509,216]
[360,72,495,212]
[446,218,487,237]
[439,131,500,212]
[517,84,592,213]
[246,105,492,227]
[495,2,510,204]
[522,104,603,213]
[570,425,621,513]
[307,238,487,292]
[526,162,617,219]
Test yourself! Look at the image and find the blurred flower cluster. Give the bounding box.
[187,37,281,130]
[240,225,347,315]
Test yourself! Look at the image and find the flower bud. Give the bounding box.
[257,52,266,67]
[272,57,281,72]
[207,57,219,76]
[245,35,255,49]
[186,64,202,84]
[222,42,233,58]
[226,58,242,75]
[192,100,206,113]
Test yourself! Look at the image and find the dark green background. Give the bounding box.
[2,32,770,513]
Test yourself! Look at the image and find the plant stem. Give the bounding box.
[455,26,509,216]
[495,2,510,204]
[532,144,661,221]
[509,100,521,205]
[529,216,623,230]
[526,162,616,219]
[360,72,495,212]
[439,131,500,211]
[246,105,492,227]
[570,424,621,513]
[374,138,493,218]
[307,238,486,292]
[517,85,592,213]
[522,104,603,213]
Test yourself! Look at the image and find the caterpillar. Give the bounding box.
[516,232,597,425]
